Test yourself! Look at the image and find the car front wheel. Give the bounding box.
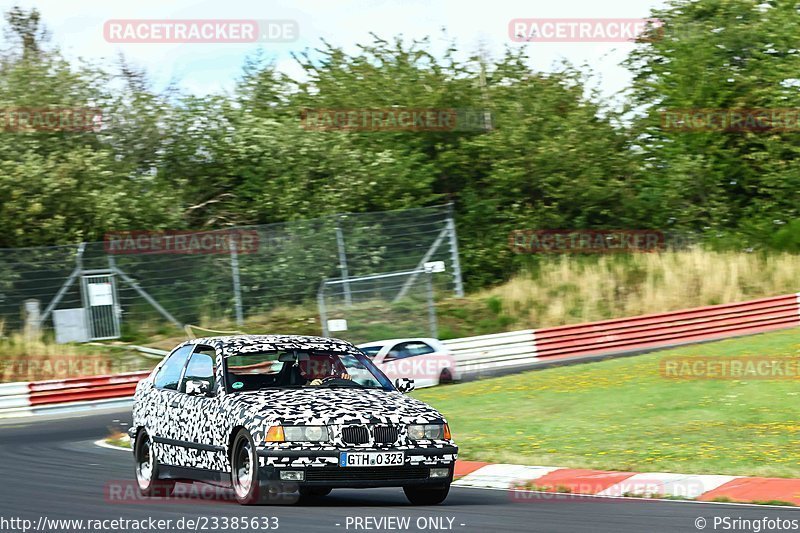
[403,484,450,505]
[134,430,175,497]
[231,429,262,505]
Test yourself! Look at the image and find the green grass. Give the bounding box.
[414,327,800,478]
[105,429,132,449]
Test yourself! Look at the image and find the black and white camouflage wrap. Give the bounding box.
[131,335,457,474]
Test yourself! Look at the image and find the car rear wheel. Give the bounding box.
[403,484,450,505]
[439,368,453,384]
[134,430,175,497]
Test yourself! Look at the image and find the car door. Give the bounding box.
[376,342,413,385]
[175,345,227,471]
[149,344,193,465]
[377,340,442,388]
[398,340,439,388]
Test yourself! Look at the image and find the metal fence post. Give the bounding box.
[446,205,465,297]
[230,239,244,327]
[112,266,183,329]
[318,281,329,336]
[38,242,86,328]
[426,270,438,338]
[334,218,352,306]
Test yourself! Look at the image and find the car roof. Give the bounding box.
[356,338,439,348]
[183,334,360,356]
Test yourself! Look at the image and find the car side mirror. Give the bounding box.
[186,379,212,397]
[394,378,415,394]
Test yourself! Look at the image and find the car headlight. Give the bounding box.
[267,425,329,442]
[284,425,329,442]
[408,423,450,440]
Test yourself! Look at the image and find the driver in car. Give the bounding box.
[305,357,351,385]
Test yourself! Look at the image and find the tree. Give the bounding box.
[625,0,800,247]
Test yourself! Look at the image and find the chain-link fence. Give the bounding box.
[0,204,463,342]
[319,262,450,343]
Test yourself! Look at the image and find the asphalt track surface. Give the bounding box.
[1,408,798,533]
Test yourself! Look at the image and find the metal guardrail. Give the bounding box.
[443,330,537,372]
[533,293,800,361]
[1,293,798,418]
[0,371,149,418]
[444,293,800,373]
[28,371,150,405]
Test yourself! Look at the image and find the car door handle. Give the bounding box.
[170,399,180,408]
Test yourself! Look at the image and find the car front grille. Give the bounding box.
[341,425,369,445]
[373,425,399,444]
[305,466,429,482]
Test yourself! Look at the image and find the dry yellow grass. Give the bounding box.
[481,249,800,328]
[0,333,151,382]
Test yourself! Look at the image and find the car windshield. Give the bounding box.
[359,345,383,357]
[224,349,393,392]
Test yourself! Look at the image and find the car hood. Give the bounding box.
[223,387,445,426]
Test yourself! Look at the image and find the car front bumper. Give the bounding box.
[255,445,457,488]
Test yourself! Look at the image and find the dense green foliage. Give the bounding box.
[1,1,798,291]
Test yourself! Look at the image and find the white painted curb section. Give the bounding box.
[596,472,739,499]
[454,464,559,489]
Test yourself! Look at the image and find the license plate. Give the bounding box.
[339,451,404,467]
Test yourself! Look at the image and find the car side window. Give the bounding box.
[154,345,193,391]
[180,348,216,394]
[359,346,384,358]
[386,342,412,360]
[404,341,435,357]
[386,341,435,360]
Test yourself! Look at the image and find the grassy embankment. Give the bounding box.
[415,327,800,478]
[183,249,800,343]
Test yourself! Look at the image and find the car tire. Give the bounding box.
[231,429,263,505]
[403,484,450,505]
[439,368,453,385]
[134,430,175,497]
[299,487,332,498]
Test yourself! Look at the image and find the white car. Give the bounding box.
[357,338,460,389]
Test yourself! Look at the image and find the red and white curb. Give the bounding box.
[453,462,800,506]
[0,372,146,419]
[88,444,800,506]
